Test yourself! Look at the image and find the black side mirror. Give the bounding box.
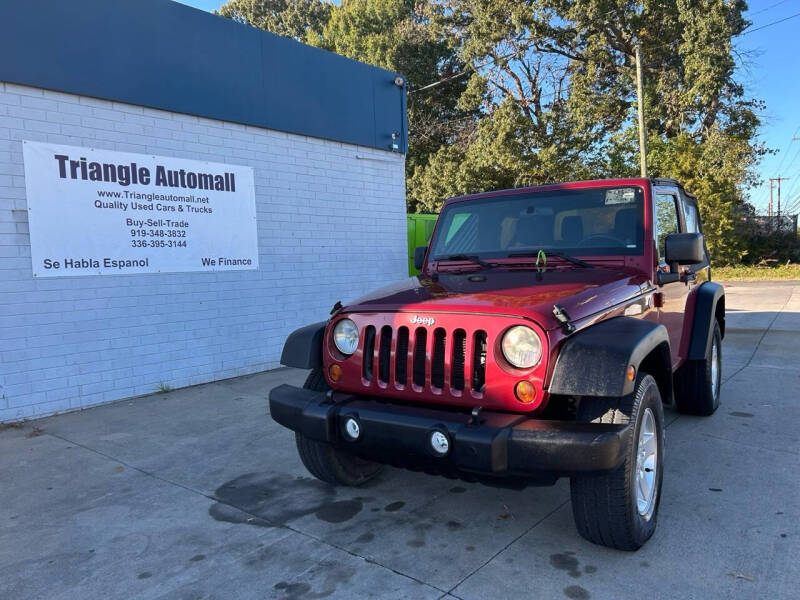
[414,246,427,271]
[665,232,704,265]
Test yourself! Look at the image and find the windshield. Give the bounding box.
[430,186,645,260]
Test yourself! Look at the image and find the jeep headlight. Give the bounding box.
[501,325,542,368]
[333,318,359,355]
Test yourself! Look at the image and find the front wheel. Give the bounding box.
[294,369,383,486]
[570,373,665,551]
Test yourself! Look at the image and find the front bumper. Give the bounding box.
[269,384,631,479]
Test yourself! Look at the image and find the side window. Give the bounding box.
[655,193,680,261]
[682,200,699,233]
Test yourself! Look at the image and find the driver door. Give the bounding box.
[653,186,691,368]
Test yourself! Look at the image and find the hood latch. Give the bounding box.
[552,303,576,335]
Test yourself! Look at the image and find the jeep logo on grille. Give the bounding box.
[409,315,435,326]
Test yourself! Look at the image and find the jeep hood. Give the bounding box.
[343,267,649,331]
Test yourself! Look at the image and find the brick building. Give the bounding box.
[0,0,408,421]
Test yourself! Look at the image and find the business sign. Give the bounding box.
[22,141,258,277]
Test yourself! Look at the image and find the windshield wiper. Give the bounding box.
[507,250,594,269]
[437,254,496,269]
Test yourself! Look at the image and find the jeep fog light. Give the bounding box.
[333,318,359,355]
[343,417,361,440]
[501,326,542,368]
[429,430,450,456]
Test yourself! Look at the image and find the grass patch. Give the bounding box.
[157,381,173,394]
[714,263,800,280]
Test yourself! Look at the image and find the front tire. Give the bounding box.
[675,320,722,416]
[569,373,665,551]
[294,369,383,486]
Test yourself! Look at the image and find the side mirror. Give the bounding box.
[665,232,704,265]
[414,246,427,271]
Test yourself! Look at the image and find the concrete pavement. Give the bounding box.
[1,281,798,599]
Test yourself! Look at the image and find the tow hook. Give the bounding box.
[552,303,576,334]
[468,406,483,426]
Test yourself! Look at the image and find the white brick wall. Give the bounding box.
[0,82,408,422]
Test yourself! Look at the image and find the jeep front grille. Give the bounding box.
[412,328,427,387]
[431,328,446,389]
[395,326,409,384]
[362,325,375,381]
[332,312,548,410]
[472,330,487,392]
[358,320,488,398]
[378,325,392,383]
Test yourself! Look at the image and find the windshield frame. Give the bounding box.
[428,185,646,262]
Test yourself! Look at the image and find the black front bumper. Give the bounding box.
[269,384,631,479]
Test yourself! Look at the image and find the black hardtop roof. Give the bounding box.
[651,178,698,202]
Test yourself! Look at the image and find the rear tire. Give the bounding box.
[569,373,665,551]
[294,369,383,486]
[675,321,722,416]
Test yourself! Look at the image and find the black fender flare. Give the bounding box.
[687,281,725,361]
[280,322,327,369]
[548,317,671,398]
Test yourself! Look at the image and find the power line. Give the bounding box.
[408,51,518,94]
[783,149,800,213]
[412,9,797,95]
[781,186,800,215]
[775,142,800,212]
[783,196,800,215]
[746,0,792,19]
[783,198,800,216]
[755,126,800,211]
[739,11,800,35]
[772,127,800,175]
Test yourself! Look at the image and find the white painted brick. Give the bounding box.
[24,120,59,134]
[5,83,44,97]
[0,84,407,421]
[0,93,22,106]
[20,95,58,112]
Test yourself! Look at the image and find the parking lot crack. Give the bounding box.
[699,431,800,456]
[445,498,571,596]
[722,291,792,385]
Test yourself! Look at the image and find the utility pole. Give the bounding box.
[635,45,647,177]
[769,179,773,217]
[770,177,790,218]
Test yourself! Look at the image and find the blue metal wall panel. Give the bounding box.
[0,0,407,153]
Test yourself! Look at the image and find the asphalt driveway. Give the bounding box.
[1,281,798,599]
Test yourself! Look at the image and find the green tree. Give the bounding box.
[215,0,331,44]
[218,0,768,264]
[218,0,471,193]
[408,0,766,264]
[319,0,473,184]
[648,130,760,264]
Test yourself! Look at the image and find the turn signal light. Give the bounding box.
[627,365,635,382]
[515,381,536,404]
[329,364,342,383]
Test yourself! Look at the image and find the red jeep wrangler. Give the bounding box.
[270,178,724,550]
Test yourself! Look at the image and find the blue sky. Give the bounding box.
[735,1,800,213]
[176,0,220,11]
[177,0,799,213]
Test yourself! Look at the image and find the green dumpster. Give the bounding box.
[407,213,438,275]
